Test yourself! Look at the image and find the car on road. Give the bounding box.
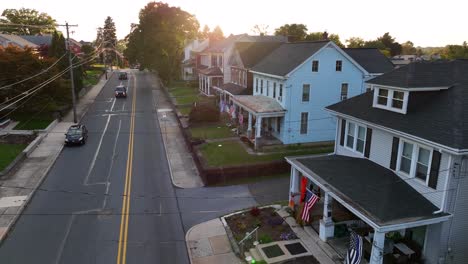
[64,124,88,145]
[118,72,128,80]
[114,85,127,98]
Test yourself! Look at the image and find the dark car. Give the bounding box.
[118,72,128,80]
[115,85,127,98]
[65,124,88,145]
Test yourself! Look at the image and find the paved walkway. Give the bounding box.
[152,77,203,188]
[186,218,243,264]
[0,74,108,242]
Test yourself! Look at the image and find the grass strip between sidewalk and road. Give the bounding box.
[0,144,27,171]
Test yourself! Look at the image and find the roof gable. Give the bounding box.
[234,42,283,69]
[343,48,394,74]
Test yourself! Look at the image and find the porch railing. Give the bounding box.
[239,226,259,256]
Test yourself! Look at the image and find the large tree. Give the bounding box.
[251,24,269,36]
[0,8,56,35]
[377,32,402,56]
[401,41,417,55]
[125,1,199,81]
[346,37,365,48]
[305,31,344,47]
[274,23,308,41]
[210,26,224,41]
[102,16,117,66]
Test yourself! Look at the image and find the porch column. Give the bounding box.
[254,116,262,150]
[247,113,252,138]
[199,74,202,92]
[370,231,386,264]
[289,167,300,206]
[319,192,335,241]
[208,77,211,95]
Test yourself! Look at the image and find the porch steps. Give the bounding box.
[249,247,264,262]
[303,226,344,264]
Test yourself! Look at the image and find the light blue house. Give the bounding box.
[232,41,393,148]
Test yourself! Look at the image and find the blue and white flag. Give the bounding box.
[346,231,363,264]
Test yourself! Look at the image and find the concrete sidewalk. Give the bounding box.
[0,74,109,242]
[186,218,243,264]
[152,77,203,188]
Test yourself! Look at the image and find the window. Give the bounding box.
[312,60,319,72]
[341,83,348,101]
[416,148,430,180]
[255,78,258,93]
[346,123,355,148]
[377,89,388,105]
[279,84,283,101]
[392,91,404,109]
[218,56,223,67]
[266,81,269,96]
[345,121,366,154]
[300,112,308,134]
[336,60,342,71]
[260,79,263,94]
[302,84,310,102]
[399,142,413,174]
[273,83,277,98]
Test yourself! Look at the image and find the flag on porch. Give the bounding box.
[301,190,320,222]
[346,231,363,264]
[239,112,243,125]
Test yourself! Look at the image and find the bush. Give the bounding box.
[250,207,261,217]
[259,234,273,244]
[189,102,219,124]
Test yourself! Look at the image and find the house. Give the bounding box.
[181,39,209,80]
[287,60,468,264]
[232,41,393,149]
[0,34,38,49]
[213,41,284,104]
[197,34,287,96]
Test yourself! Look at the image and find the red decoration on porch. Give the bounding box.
[300,177,308,202]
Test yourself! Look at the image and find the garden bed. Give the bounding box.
[224,207,297,250]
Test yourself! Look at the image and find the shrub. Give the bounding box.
[189,102,220,124]
[280,232,298,240]
[250,207,261,217]
[236,221,247,231]
[259,234,273,244]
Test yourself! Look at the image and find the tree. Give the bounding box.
[274,23,308,41]
[306,31,344,47]
[377,32,402,56]
[48,31,68,70]
[210,26,224,42]
[199,25,210,39]
[125,2,199,81]
[102,16,117,66]
[444,41,468,59]
[251,24,269,36]
[401,41,417,55]
[346,37,365,48]
[0,8,56,35]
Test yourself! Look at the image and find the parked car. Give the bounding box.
[115,85,127,98]
[64,124,88,145]
[118,72,128,80]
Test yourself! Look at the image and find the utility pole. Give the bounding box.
[59,22,79,123]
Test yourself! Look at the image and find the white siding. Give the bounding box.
[369,128,393,167]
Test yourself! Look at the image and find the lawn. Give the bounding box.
[199,140,333,167]
[190,124,234,140]
[0,144,27,171]
[212,172,289,187]
[168,81,200,106]
[83,69,102,87]
[12,113,53,130]
[178,105,192,116]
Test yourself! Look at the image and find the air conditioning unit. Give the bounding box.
[277,96,282,101]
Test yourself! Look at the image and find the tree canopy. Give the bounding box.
[274,23,308,41]
[0,8,56,35]
[124,1,199,82]
[102,16,117,65]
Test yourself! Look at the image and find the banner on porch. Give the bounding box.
[301,190,320,222]
[346,231,363,264]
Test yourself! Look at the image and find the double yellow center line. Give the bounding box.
[117,73,137,264]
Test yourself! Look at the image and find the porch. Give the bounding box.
[286,155,452,264]
[232,95,286,150]
[198,67,223,96]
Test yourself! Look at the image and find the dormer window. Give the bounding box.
[373,87,409,114]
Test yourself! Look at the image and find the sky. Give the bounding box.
[1,0,467,47]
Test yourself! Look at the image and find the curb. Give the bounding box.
[24,134,45,157]
[185,222,199,264]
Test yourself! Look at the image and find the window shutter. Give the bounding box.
[364,128,372,158]
[390,137,399,170]
[428,151,442,189]
[340,120,346,146]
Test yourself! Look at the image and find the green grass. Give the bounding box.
[199,140,334,167]
[12,114,53,130]
[0,144,27,171]
[190,124,234,139]
[178,106,192,116]
[168,82,200,106]
[83,69,102,87]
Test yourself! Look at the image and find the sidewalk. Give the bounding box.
[186,218,243,264]
[152,77,203,188]
[0,74,109,242]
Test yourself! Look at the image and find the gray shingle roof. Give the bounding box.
[367,60,468,88]
[234,42,284,68]
[343,48,394,74]
[203,34,286,53]
[20,35,52,46]
[326,60,468,150]
[290,155,448,226]
[251,41,330,76]
[221,83,252,95]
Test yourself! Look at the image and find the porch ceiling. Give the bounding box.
[232,95,286,116]
[288,155,450,229]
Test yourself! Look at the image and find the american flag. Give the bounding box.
[346,231,363,264]
[301,190,320,222]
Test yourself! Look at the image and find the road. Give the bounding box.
[0,70,286,264]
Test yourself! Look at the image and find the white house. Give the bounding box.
[181,39,209,80]
[287,60,468,264]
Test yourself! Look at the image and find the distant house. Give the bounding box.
[231,41,393,149]
[197,34,287,96]
[287,60,468,264]
[21,35,82,56]
[181,39,209,80]
[0,34,38,50]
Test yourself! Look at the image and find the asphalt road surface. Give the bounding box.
[0,70,285,264]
